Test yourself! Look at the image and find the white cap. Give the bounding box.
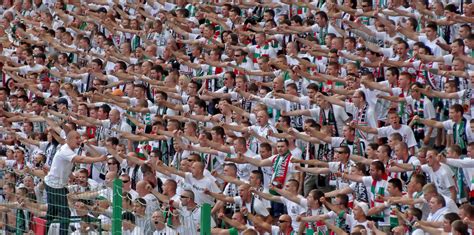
[355,201,369,216]
[187,17,199,26]
[17,184,27,190]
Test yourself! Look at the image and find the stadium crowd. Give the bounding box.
[0,0,474,234]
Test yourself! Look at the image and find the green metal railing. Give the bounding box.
[112,178,123,235]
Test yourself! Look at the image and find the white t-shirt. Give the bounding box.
[44,144,77,188]
[280,195,305,230]
[455,89,474,119]
[183,172,221,205]
[376,125,417,148]
[421,164,455,198]
[247,124,277,153]
[417,34,446,57]
[228,148,257,181]
[233,196,270,216]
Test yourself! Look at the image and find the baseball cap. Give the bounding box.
[14,146,26,153]
[355,201,369,216]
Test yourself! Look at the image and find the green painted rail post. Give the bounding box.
[307,228,314,235]
[200,203,212,235]
[112,179,123,235]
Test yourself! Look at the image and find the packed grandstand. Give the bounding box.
[0,0,473,234]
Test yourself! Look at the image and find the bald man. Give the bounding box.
[95,109,131,145]
[44,131,107,235]
[136,180,160,216]
[165,160,221,205]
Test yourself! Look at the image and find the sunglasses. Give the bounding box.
[235,54,242,57]
[180,195,189,199]
[278,220,290,223]
[122,180,130,183]
[107,162,117,165]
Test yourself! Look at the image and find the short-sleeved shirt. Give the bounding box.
[280,195,305,231]
[44,144,77,188]
[184,172,221,205]
[421,164,455,198]
[233,196,269,216]
[376,125,417,148]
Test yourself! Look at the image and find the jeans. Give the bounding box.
[45,184,71,235]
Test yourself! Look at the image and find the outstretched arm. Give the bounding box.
[270,186,302,204]
[251,188,282,203]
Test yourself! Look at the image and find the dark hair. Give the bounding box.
[309,190,325,206]
[116,61,127,70]
[260,142,272,152]
[336,146,351,154]
[460,204,474,218]
[224,163,238,172]
[408,208,423,221]
[106,137,119,146]
[91,58,103,68]
[368,143,379,151]
[445,212,461,224]
[386,67,400,77]
[279,116,291,126]
[444,4,458,13]
[122,211,136,224]
[452,220,469,235]
[460,24,472,33]
[403,18,416,31]
[211,126,225,139]
[371,161,385,173]
[264,9,275,18]
[315,11,328,21]
[290,15,303,25]
[276,139,289,146]
[425,22,438,32]
[450,104,464,115]
[250,170,263,182]
[99,104,111,114]
[230,6,241,16]
[336,194,349,208]
[388,178,403,192]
